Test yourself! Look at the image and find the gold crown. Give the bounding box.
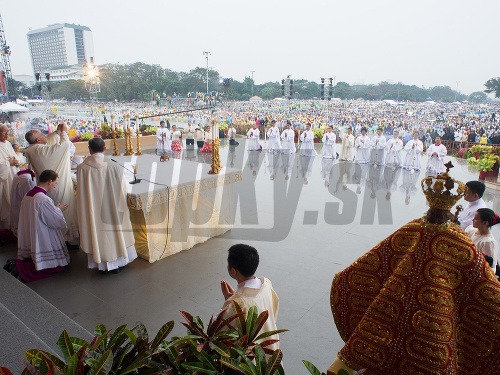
[421,162,466,211]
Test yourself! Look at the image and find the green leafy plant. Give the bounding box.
[7,302,286,375]
[313,128,324,140]
[303,360,352,375]
[467,145,500,172]
[80,132,95,141]
[167,302,286,374]
[20,321,176,374]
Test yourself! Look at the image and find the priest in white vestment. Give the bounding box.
[266,120,281,152]
[0,125,20,228]
[10,168,36,237]
[280,121,296,154]
[247,126,261,151]
[426,136,447,175]
[384,130,403,168]
[16,169,70,282]
[403,132,424,171]
[23,125,79,241]
[299,123,316,157]
[77,138,137,272]
[369,128,386,166]
[321,126,337,159]
[156,120,171,155]
[355,128,370,164]
[339,127,355,161]
[46,123,76,157]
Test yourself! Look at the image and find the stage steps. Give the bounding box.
[0,270,92,373]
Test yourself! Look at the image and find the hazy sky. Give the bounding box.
[3,0,498,94]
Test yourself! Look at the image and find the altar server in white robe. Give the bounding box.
[339,127,355,161]
[280,121,296,154]
[370,128,386,166]
[23,125,79,242]
[300,123,316,157]
[385,130,403,168]
[266,120,281,151]
[77,138,137,273]
[247,126,261,151]
[355,127,370,164]
[156,120,171,155]
[10,168,36,237]
[0,125,19,228]
[17,169,70,282]
[322,126,337,159]
[426,136,447,175]
[403,132,424,171]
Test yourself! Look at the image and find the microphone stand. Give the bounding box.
[111,158,142,184]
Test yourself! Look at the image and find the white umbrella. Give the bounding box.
[0,102,29,112]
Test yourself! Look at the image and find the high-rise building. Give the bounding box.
[27,23,94,80]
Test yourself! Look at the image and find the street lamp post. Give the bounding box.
[203,51,211,94]
[250,70,255,97]
[454,81,460,102]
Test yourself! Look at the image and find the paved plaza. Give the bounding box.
[1,140,498,373]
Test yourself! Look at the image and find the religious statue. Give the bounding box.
[328,163,500,374]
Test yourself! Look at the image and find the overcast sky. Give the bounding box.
[3,0,498,94]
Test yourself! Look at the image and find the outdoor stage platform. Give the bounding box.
[114,154,242,262]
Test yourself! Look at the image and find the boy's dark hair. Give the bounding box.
[39,169,58,183]
[466,180,486,198]
[227,244,259,277]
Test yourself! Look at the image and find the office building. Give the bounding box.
[27,23,94,80]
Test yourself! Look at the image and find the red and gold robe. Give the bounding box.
[330,218,500,375]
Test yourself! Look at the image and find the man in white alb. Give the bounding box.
[280,121,296,154]
[458,180,487,230]
[426,136,447,175]
[322,126,337,159]
[370,128,386,166]
[300,123,316,157]
[156,120,171,156]
[266,120,281,151]
[76,138,137,273]
[0,124,19,229]
[355,127,370,164]
[247,125,261,151]
[403,132,424,171]
[385,130,403,168]
[339,127,355,161]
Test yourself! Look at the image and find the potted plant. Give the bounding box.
[467,145,500,180]
[313,128,324,143]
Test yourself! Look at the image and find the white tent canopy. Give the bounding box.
[249,96,262,102]
[16,98,29,106]
[0,102,29,112]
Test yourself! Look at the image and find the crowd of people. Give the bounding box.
[1,99,500,374]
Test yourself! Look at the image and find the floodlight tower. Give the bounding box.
[85,59,100,102]
[0,13,15,99]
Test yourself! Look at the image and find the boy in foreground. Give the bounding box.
[220,244,280,350]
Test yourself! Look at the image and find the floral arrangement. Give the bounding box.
[467,145,500,172]
[313,128,324,140]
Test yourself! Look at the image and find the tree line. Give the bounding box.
[12,62,493,103]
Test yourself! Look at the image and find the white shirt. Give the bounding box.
[459,198,487,230]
